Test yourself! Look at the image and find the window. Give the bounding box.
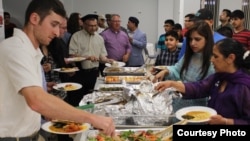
[242,0,250,29]
[200,0,220,30]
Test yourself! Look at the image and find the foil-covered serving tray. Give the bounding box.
[103,67,146,76]
[96,84,125,92]
[104,76,146,84]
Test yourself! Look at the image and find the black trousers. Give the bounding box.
[99,62,106,76]
[65,68,99,107]
[0,133,38,141]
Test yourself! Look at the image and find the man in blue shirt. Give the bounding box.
[178,8,225,60]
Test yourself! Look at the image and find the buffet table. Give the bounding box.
[73,66,179,141]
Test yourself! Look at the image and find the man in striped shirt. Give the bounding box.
[231,9,250,50]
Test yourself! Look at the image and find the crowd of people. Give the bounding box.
[1,0,250,141]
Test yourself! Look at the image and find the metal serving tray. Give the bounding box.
[104,76,146,84]
[103,67,146,76]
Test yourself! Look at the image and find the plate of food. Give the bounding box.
[54,67,79,73]
[105,61,126,67]
[175,106,217,123]
[53,83,82,91]
[41,120,90,135]
[86,128,173,141]
[65,57,86,62]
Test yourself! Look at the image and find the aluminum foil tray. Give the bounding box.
[104,76,146,84]
[103,67,146,76]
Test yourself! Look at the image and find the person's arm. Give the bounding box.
[209,115,234,125]
[156,74,214,98]
[123,40,131,62]
[100,56,114,64]
[21,86,115,135]
[177,38,186,60]
[152,68,169,83]
[155,80,185,93]
[68,33,80,57]
[152,57,184,82]
[132,32,147,49]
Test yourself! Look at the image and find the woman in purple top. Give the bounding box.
[156,38,250,125]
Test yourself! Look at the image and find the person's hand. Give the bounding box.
[87,56,99,62]
[122,54,129,62]
[129,37,133,43]
[208,114,228,125]
[152,69,168,83]
[67,72,75,77]
[154,81,172,92]
[91,115,115,136]
[42,63,52,72]
[106,58,115,64]
[150,67,161,75]
[47,81,57,92]
[64,58,70,64]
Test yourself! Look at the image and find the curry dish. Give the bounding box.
[49,121,87,133]
[64,84,77,91]
[88,130,172,141]
[182,111,211,121]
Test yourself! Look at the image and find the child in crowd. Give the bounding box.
[155,30,181,66]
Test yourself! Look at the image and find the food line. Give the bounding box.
[74,65,177,140]
[41,64,214,141]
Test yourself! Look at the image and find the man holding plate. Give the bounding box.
[0,0,115,140]
[68,14,114,106]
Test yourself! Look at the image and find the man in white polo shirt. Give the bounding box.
[0,0,115,140]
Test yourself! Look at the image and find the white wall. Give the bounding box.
[157,0,174,40]
[2,0,242,43]
[62,0,158,43]
[2,0,29,28]
[217,0,242,25]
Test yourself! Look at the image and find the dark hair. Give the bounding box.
[174,23,182,30]
[181,21,214,80]
[128,16,139,27]
[105,14,112,21]
[164,19,175,26]
[231,9,244,19]
[222,9,231,22]
[67,12,82,34]
[215,38,250,71]
[185,13,195,19]
[223,9,231,17]
[24,0,66,25]
[216,26,233,38]
[4,12,10,17]
[165,30,179,40]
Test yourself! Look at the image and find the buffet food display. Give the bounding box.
[103,67,146,76]
[104,76,146,84]
[42,65,215,141]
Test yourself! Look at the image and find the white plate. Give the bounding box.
[175,106,217,123]
[66,57,86,62]
[53,67,79,73]
[53,83,82,91]
[41,121,90,135]
[105,61,126,67]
